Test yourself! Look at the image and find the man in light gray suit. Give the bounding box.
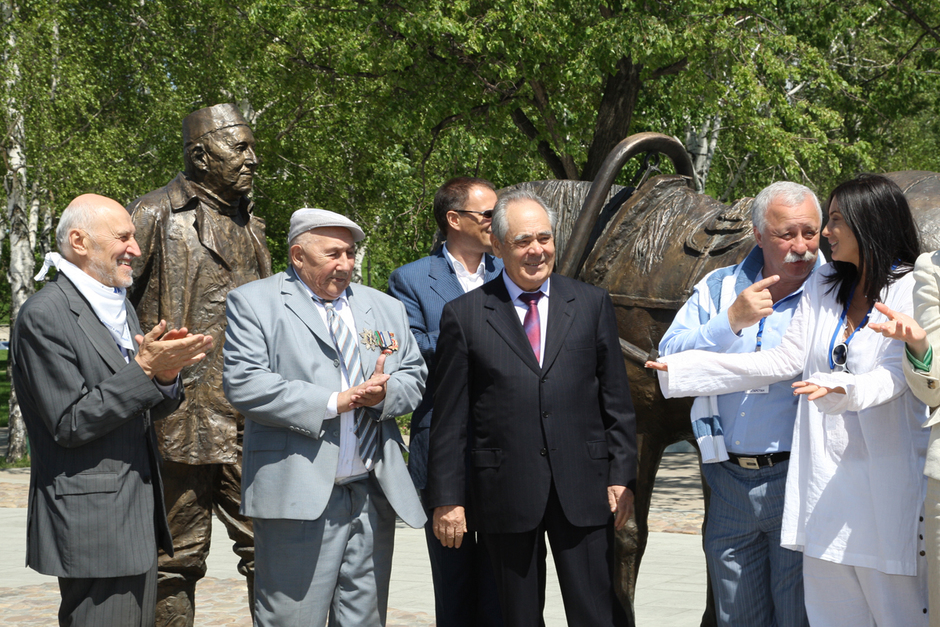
[223,208,427,626]
[11,194,212,627]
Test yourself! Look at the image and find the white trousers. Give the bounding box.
[802,554,927,627]
[926,477,940,627]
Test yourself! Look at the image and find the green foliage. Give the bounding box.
[0,0,938,297]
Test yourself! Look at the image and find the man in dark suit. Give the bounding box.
[11,194,212,627]
[428,188,637,627]
[387,176,503,627]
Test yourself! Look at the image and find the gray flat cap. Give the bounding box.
[288,208,365,244]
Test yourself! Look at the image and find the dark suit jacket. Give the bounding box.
[11,274,178,578]
[387,247,502,489]
[427,272,637,534]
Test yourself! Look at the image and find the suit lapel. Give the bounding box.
[347,285,377,381]
[58,275,128,373]
[282,267,336,352]
[483,254,502,282]
[541,277,575,373]
[428,249,465,304]
[484,276,541,374]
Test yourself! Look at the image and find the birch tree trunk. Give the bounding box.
[685,115,721,193]
[3,0,35,462]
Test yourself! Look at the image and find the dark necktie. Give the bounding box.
[519,291,542,361]
[322,300,379,470]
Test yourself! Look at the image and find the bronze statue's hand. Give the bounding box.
[870,302,930,360]
[727,275,780,334]
[134,320,213,384]
[433,505,467,548]
[608,485,634,531]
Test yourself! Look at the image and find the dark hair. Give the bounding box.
[823,174,920,306]
[433,177,495,237]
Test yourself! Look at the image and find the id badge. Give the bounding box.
[747,386,770,394]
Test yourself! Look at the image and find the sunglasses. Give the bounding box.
[455,209,494,220]
[831,341,850,373]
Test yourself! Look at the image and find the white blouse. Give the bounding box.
[658,266,929,575]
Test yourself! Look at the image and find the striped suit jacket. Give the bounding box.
[387,247,502,489]
[11,274,178,578]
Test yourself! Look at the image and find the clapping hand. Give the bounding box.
[134,320,213,385]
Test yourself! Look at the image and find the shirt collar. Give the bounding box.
[443,243,486,280]
[502,271,550,302]
[294,269,350,311]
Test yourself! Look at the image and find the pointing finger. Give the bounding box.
[749,275,780,291]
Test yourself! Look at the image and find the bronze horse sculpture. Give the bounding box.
[506,133,940,626]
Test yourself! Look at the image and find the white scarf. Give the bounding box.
[35,252,136,352]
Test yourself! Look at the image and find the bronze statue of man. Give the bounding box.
[127,103,272,627]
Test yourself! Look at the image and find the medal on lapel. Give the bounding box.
[359,329,400,352]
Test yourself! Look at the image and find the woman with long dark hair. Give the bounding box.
[648,174,929,626]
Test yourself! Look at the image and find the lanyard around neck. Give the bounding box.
[827,286,873,370]
[754,290,802,352]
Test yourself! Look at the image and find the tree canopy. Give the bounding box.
[2,0,939,288]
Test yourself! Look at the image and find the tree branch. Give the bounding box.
[510,107,571,180]
[883,0,940,45]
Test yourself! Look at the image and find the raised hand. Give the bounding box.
[728,275,781,334]
[134,320,213,385]
[869,302,930,360]
[338,351,393,411]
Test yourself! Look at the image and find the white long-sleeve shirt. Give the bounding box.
[658,266,929,575]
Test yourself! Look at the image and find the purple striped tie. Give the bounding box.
[519,291,542,360]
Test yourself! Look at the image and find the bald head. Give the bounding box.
[57,194,140,287]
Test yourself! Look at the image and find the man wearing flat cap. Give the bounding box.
[223,208,427,626]
[127,103,272,626]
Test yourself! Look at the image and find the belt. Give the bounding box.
[727,451,790,470]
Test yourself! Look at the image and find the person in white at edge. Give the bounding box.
[223,208,427,627]
[649,175,930,627]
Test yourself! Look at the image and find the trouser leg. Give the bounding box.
[155,461,213,627]
[483,526,547,627]
[702,460,806,627]
[58,553,158,627]
[927,477,940,627]
[214,450,255,618]
[254,476,392,627]
[423,503,503,627]
[543,484,633,627]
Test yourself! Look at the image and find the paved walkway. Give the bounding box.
[0,450,707,626]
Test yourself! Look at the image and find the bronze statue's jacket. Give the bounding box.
[128,173,272,465]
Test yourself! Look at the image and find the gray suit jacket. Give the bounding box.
[11,274,178,578]
[905,251,940,481]
[223,268,428,528]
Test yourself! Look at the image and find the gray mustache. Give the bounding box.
[783,250,817,264]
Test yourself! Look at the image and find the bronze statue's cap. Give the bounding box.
[182,104,250,146]
[289,208,365,244]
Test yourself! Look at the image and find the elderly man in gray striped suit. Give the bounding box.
[11,194,213,627]
[223,208,427,626]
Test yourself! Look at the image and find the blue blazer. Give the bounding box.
[387,247,502,489]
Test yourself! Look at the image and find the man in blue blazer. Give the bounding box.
[387,177,503,627]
